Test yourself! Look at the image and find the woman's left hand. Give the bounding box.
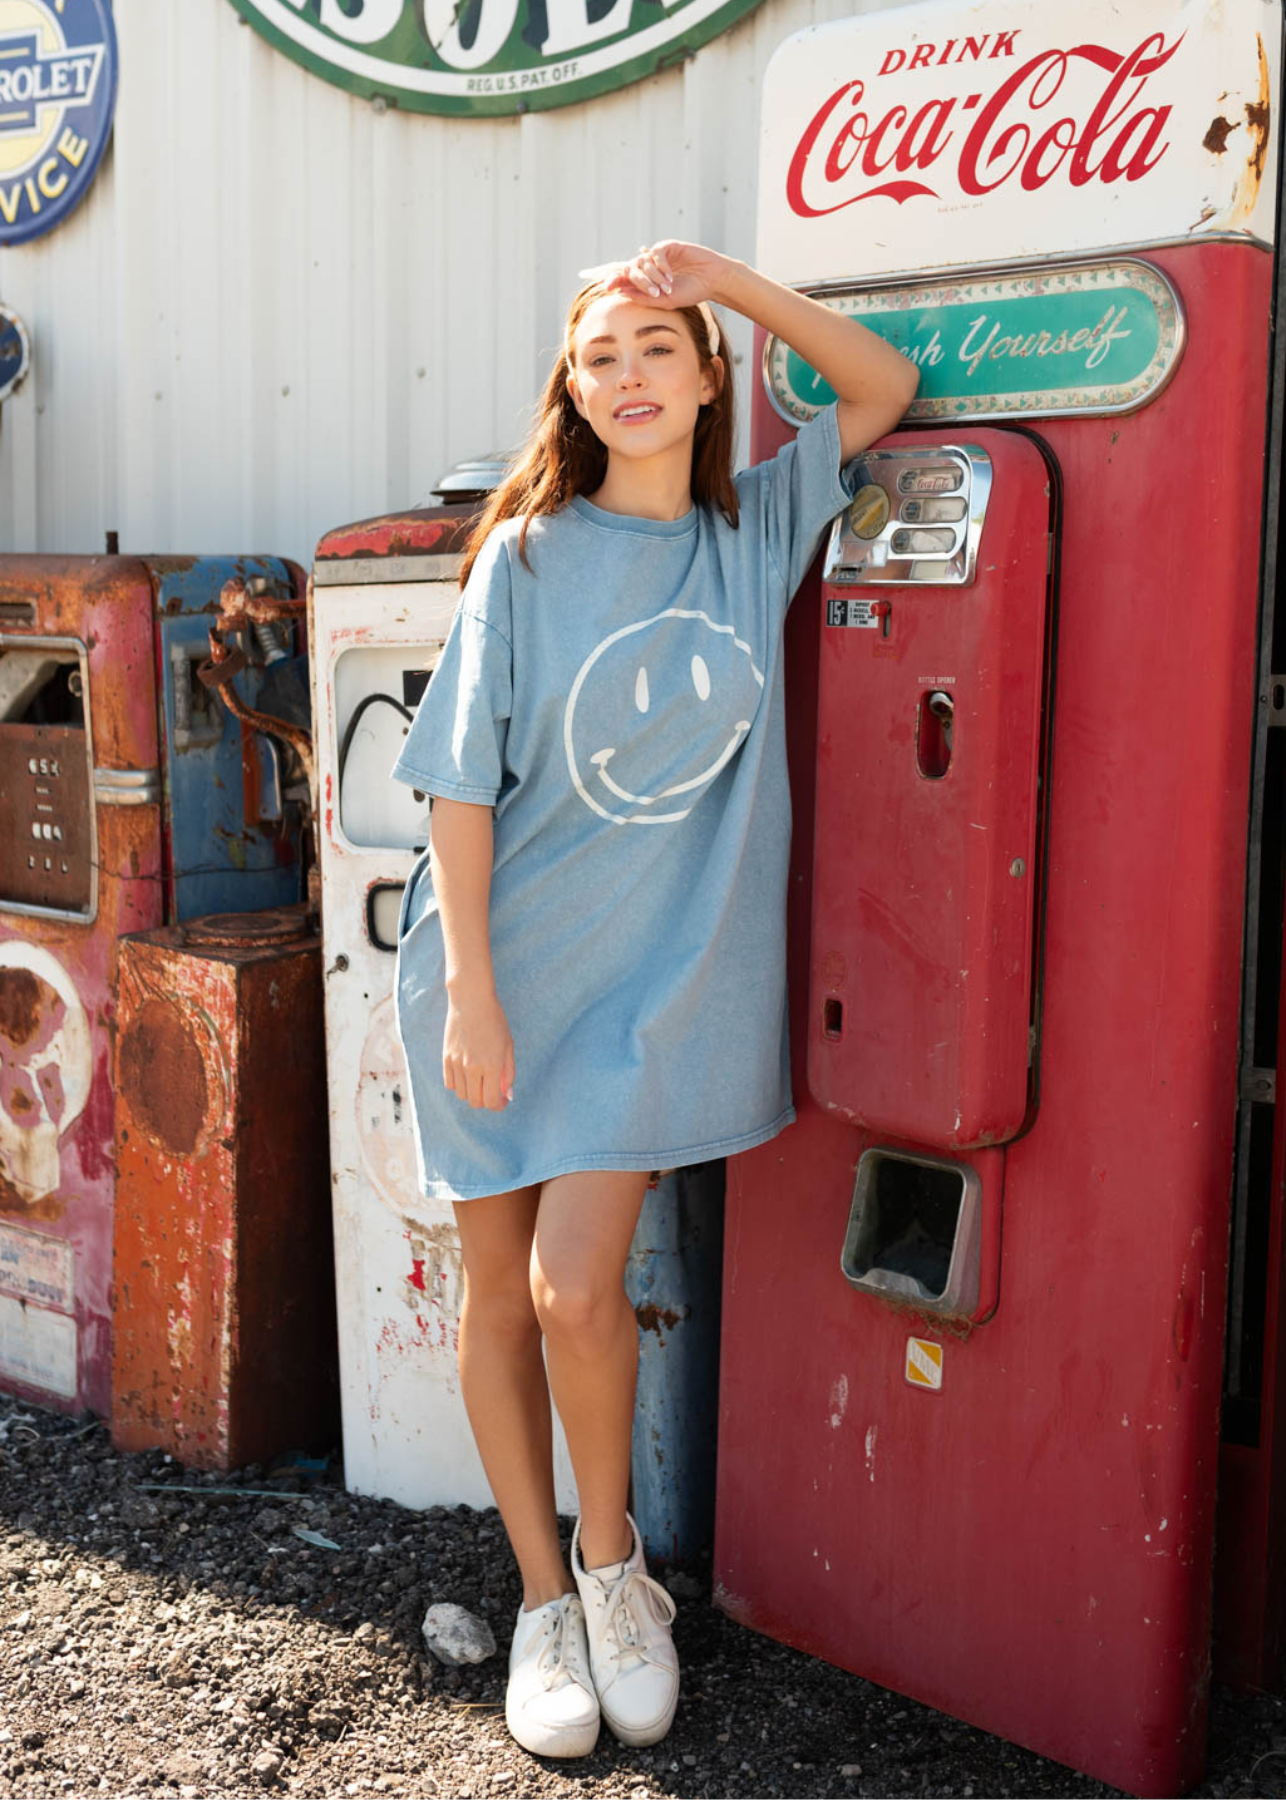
[582,241,734,311]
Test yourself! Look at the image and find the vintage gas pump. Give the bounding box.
[311,467,579,1513]
[0,554,307,1420]
[714,2,1281,1794]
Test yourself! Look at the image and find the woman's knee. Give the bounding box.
[529,1172,645,1350]
[530,1264,627,1350]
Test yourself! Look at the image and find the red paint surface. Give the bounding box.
[808,429,1052,1148]
[715,242,1268,1796]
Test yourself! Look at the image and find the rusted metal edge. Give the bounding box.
[313,552,464,587]
[198,578,315,788]
[314,510,471,564]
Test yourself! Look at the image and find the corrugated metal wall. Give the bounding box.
[0,0,911,567]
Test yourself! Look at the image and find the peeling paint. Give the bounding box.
[397,1224,465,1326]
[829,1372,849,1430]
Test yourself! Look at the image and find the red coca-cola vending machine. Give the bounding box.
[715,2,1284,1793]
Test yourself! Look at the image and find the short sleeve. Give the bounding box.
[755,402,870,601]
[389,529,513,805]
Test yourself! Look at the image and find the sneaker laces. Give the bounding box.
[598,1569,677,1672]
[535,1598,585,1692]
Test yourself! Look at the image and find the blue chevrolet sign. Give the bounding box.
[0,0,117,247]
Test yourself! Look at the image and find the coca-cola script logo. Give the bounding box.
[786,29,1182,217]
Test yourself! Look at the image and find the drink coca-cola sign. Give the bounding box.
[759,0,1279,284]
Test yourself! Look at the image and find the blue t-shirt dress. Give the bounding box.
[390,401,867,1201]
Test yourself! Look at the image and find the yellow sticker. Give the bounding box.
[849,483,891,540]
[905,1337,944,1391]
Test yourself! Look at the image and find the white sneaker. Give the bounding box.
[504,1591,600,1759]
[571,1511,679,1747]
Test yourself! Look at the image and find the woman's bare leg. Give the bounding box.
[452,1187,572,1608]
[531,1171,649,1569]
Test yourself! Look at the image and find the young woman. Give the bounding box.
[391,241,918,1760]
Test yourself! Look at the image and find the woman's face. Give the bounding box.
[565,294,719,462]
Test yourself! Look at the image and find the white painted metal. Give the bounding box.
[0,0,925,566]
[312,567,579,1510]
[759,0,1281,286]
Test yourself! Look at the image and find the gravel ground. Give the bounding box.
[2,1393,1284,1800]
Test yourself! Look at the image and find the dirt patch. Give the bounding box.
[0,1393,1281,1799]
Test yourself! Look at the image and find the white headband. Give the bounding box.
[569,262,720,364]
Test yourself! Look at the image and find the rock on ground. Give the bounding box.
[422,1602,497,1667]
[0,1393,1282,1798]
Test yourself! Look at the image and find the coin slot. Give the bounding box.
[823,997,844,1040]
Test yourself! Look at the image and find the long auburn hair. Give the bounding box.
[457,281,739,589]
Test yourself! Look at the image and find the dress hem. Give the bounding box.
[413,1105,797,1202]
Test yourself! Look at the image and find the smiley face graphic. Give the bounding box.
[563,609,765,825]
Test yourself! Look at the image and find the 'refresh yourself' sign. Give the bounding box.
[227,0,770,117]
[763,262,1184,425]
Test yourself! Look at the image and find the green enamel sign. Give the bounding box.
[765,261,1185,426]
[227,0,770,117]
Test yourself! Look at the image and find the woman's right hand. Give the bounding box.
[442,986,515,1111]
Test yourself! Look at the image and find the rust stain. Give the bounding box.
[635,1301,687,1337]
[1228,35,1272,222]
[1198,36,1272,231]
[118,997,209,1156]
[0,967,43,1047]
[1246,97,1270,183]
[1203,116,1233,155]
[0,1163,64,1223]
[179,907,309,951]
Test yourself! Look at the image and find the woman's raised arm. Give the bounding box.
[598,241,920,463]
